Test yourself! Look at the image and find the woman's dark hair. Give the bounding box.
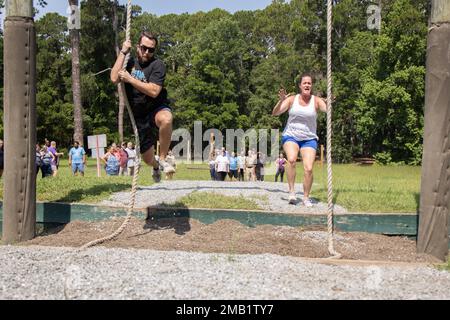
[138,31,158,46]
[297,72,314,85]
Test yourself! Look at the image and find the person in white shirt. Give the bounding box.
[125,142,136,176]
[215,149,230,181]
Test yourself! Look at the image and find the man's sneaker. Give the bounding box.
[159,159,176,173]
[152,165,161,183]
[303,198,313,208]
[288,192,296,204]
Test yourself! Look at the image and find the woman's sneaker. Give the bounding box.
[303,198,313,208]
[288,192,296,204]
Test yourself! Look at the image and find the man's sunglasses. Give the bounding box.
[139,45,156,53]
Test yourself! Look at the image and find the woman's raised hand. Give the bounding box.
[278,88,292,101]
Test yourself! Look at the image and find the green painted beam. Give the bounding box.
[0,202,447,239]
[35,202,146,223]
[0,202,146,226]
[147,208,419,235]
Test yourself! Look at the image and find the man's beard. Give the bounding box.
[138,53,149,63]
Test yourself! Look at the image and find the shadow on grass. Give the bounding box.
[143,204,191,235]
[54,182,131,203]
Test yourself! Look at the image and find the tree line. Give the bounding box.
[0,0,430,164]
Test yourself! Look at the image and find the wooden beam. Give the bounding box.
[5,0,33,17]
[417,0,450,261]
[431,0,450,23]
[2,0,36,244]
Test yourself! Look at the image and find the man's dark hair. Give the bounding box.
[138,31,158,46]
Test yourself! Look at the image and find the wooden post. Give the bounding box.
[69,0,84,145]
[2,0,36,243]
[417,0,450,261]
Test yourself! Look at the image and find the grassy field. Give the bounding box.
[166,191,262,210]
[0,158,421,213]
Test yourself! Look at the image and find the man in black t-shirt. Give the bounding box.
[111,31,175,182]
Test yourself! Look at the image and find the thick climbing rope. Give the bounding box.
[79,0,140,249]
[326,0,341,259]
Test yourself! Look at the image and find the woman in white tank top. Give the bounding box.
[272,73,328,207]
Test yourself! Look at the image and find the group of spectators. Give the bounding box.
[101,142,136,176]
[0,138,65,179]
[209,148,287,182]
[3,136,287,184]
[208,148,287,182]
[101,143,176,179]
[29,138,178,179]
[33,139,132,178]
[36,139,64,178]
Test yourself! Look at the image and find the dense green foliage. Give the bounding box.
[0,0,430,164]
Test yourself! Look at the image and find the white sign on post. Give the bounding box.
[87,134,107,177]
[87,134,107,149]
[91,148,105,159]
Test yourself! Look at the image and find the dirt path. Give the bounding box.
[24,217,440,264]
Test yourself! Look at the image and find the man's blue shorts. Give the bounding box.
[282,136,318,150]
[72,162,84,173]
